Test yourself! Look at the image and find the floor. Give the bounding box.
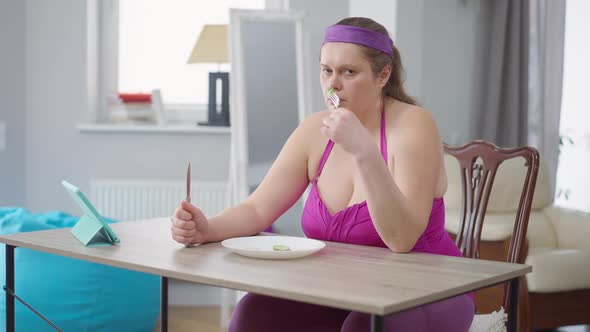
[153,306,226,332]
[154,306,590,332]
[543,326,590,332]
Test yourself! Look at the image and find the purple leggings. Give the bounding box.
[229,293,474,332]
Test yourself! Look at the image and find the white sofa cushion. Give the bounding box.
[445,210,558,248]
[444,155,551,213]
[525,247,590,292]
[544,206,590,250]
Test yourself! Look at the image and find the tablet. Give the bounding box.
[61,180,120,243]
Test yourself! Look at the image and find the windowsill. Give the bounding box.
[76,123,230,135]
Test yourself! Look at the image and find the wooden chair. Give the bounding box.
[444,140,540,332]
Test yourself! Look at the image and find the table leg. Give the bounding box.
[161,276,168,332]
[507,277,519,332]
[5,245,15,332]
[370,314,384,332]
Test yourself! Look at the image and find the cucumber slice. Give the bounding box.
[273,244,291,251]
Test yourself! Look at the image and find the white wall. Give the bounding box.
[22,0,231,307]
[288,0,350,112]
[394,0,425,102]
[4,0,494,307]
[2,0,496,225]
[349,0,396,40]
[0,0,26,206]
[417,0,491,145]
[23,1,230,214]
[351,0,491,145]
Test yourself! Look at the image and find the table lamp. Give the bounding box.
[187,24,230,126]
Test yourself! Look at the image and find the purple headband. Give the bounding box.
[323,25,393,56]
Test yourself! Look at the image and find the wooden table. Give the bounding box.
[0,218,530,332]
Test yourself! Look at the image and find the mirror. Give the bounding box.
[223,9,311,326]
[228,9,311,236]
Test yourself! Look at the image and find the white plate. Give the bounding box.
[221,235,325,260]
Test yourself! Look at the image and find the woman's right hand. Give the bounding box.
[170,201,209,246]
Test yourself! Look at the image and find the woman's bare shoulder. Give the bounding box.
[296,110,331,135]
[387,100,440,150]
[303,109,331,124]
[389,100,432,123]
[389,100,436,132]
[288,110,330,152]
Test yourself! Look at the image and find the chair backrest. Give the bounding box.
[444,140,540,265]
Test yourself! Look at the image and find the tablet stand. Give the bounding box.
[71,214,114,246]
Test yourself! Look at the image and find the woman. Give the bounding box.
[171,17,474,332]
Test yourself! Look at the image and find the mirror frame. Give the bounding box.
[222,9,311,327]
[228,9,311,204]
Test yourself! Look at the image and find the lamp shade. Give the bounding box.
[187,24,228,64]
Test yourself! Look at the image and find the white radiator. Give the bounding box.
[90,179,229,221]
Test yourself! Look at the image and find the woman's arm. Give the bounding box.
[357,109,442,253]
[203,115,317,243]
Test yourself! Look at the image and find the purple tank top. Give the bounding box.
[301,104,464,257]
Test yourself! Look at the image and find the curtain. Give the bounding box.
[476,0,530,148]
[527,0,566,197]
[474,0,566,197]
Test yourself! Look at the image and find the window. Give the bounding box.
[554,0,590,213]
[100,0,265,123]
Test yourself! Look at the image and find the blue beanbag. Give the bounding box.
[0,208,160,332]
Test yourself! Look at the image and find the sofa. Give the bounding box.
[443,155,590,330]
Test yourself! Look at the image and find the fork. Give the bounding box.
[185,163,192,248]
[328,88,340,108]
[186,162,191,204]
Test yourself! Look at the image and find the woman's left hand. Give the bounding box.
[320,107,376,159]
